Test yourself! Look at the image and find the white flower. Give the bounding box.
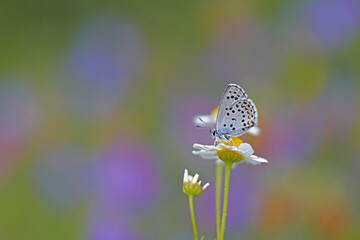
[192,137,268,165]
[183,169,210,196]
[193,107,261,136]
[247,126,261,136]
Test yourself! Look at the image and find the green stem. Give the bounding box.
[220,161,233,240]
[188,195,199,240]
[215,162,223,240]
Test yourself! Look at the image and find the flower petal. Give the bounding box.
[192,149,217,158]
[192,173,199,183]
[183,169,188,183]
[193,114,215,128]
[247,126,261,136]
[243,155,268,165]
[193,143,219,151]
[203,182,210,190]
[216,143,233,150]
[193,143,208,150]
[237,143,254,156]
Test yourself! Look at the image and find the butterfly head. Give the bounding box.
[210,129,231,143]
[210,129,217,138]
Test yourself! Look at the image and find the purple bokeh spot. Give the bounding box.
[89,218,141,240]
[95,140,159,213]
[56,15,147,119]
[307,0,360,49]
[88,140,159,240]
[267,105,323,163]
[69,15,146,88]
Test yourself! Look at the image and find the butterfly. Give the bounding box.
[195,84,258,142]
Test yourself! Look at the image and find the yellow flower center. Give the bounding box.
[183,176,204,196]
[220,137,243,147]
[217,137,245,163]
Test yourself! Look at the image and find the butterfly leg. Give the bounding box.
[228,137,236,146]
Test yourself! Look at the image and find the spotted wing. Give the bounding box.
[216,84,258,137]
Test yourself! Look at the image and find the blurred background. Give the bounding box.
[0,0,359,239]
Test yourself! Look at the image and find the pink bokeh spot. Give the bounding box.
[0,80,41,181]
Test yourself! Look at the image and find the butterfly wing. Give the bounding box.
[216,84,258,137]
